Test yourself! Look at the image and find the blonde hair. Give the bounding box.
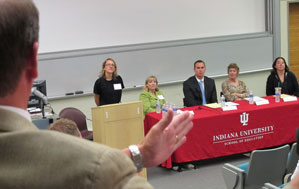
[227,63,239,74]
[144,75,159,92]
[49,118,81,137]
[99,58,118,80]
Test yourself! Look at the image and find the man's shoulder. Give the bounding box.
[204,76,214,81]
[0,130,145,188]
[6,130,112,155]
[0,108,38,132]
[1,129,126,165]
[33,131,151,188]
[184,76,196,84]
[204,76,216,86]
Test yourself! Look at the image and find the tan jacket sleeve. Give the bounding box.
[94,147,153,189]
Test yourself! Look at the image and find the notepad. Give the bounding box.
[204,103,221,109]
[280,94,292,98]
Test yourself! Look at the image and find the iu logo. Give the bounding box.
[240,112,249,126]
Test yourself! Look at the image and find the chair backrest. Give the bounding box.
[245,144,290,189]
[286,143,299,174]
[222,164,243,189]
[59,107,87,131]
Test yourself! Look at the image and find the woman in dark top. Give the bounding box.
[266,57,299,97]
[93,58,124,106]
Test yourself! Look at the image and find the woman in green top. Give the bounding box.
[139,76,166,115]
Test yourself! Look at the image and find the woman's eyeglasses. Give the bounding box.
[105,63,115,67]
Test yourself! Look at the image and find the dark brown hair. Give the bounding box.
[0,0,39,97]
[193,59,206,68]
[271,57,289,74]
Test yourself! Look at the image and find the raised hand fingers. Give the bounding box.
[172,112,193,138]
[154,109,174,132]
[174,136,187,151]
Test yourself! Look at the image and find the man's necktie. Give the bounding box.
[199,80,207,105]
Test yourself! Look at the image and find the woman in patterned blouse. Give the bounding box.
[221,63,249,101]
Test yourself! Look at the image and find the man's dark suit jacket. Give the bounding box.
[183,76,217,107]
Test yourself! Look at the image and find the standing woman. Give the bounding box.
[93,58,124,106]
[221,63,249,101]
[266,57,299,97]
[139,76,166,115]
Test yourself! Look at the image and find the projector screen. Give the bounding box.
[34,0,266,53]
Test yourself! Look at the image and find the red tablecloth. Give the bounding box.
[144,96,299,168]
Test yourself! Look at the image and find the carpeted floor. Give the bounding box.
[147,153,250,189]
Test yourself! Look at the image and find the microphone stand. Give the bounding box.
[41,100,46,119]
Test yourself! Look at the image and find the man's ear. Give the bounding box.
[26,42,39,79]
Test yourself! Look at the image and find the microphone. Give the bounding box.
[31,87,48,105]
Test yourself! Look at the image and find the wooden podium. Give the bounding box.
[91,101,147,177]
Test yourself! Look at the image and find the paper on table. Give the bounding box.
[177,110,194,115]
[255,99,269,105]
[281,94,293,99]
[282,96,297,102]
[244,96,267,102]
[222,106,237,111]
[225,102,240,106]
[204,103,221,109]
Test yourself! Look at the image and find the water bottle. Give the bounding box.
[173,104,178,116]
[167,103,172,111]
[221,95,225,108]
[162,104,167,118]
[249,91,254,104]
[275,87,281,103]
[165,103,169,114]
[275,91,280,103]
[156,99,161,113]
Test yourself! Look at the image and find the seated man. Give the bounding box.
[0,0,193,188]
[49,118,82,138]
[183,60,217,107]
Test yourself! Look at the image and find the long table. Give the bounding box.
[144,96,299,168]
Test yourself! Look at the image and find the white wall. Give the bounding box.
[49,70,269,130]
[34,0,265,53]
